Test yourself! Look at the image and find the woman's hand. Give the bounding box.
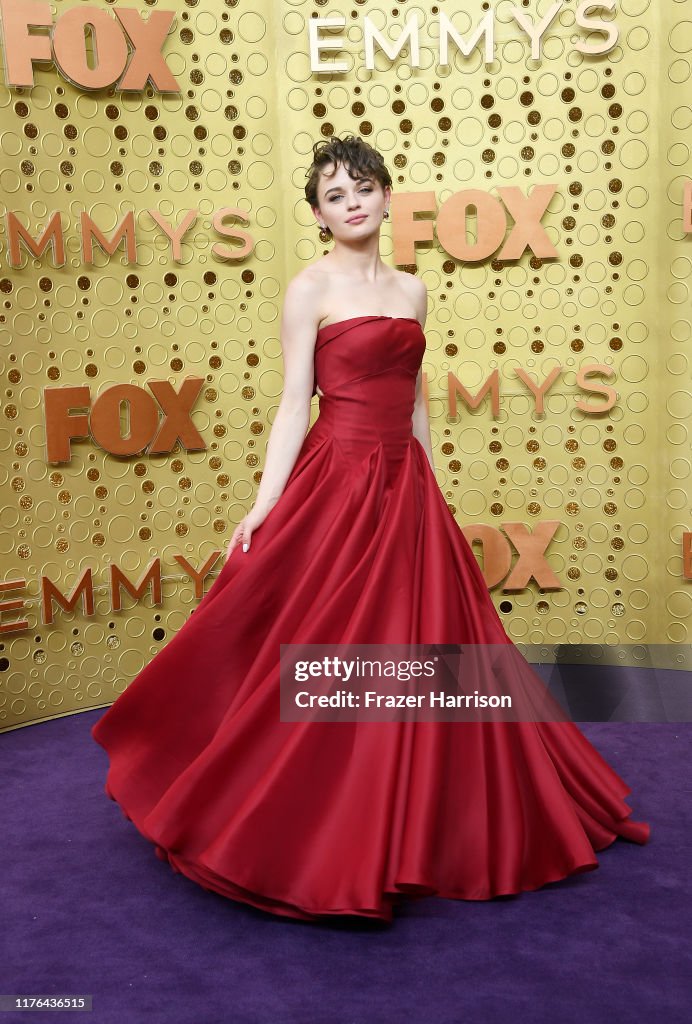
[226,504,273,559]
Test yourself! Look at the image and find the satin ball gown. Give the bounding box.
[91,315,650,923]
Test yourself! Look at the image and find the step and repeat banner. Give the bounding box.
[0,0,690,730]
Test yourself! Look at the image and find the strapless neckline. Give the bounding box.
[317,315,422,336]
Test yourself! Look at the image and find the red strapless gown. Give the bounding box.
[91,315,650,922]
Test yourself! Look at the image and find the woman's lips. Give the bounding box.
[347,215,367,224]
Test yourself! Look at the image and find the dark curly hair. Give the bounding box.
[304,134,393,211]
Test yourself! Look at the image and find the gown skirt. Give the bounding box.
[91,315,650,922]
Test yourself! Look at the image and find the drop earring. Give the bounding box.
[383,209,390,219]
[318,222,332,243]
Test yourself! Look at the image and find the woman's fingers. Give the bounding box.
[227,513,259,557]
[227,522,243,558]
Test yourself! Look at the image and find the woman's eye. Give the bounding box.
[329,187,372,202]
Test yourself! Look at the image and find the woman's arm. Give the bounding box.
[251,277,320,517]
[408,276,435,472]
[412,369,435,472]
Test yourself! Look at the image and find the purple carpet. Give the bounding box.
[1,711,689,1024]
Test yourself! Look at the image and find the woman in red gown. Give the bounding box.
[91,134,650,923]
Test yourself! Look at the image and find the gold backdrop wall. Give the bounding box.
[0,0,690,733]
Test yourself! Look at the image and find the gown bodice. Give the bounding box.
[313,315,424,400]
[309,316,426,476]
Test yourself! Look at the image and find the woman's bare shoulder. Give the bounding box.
[393,265,426,295]
[392,266,427,320]
[285,260,336,321]
[287,260,335,299]
[282,266,327,339]
[291,256,334,284]
[285,265,324,304]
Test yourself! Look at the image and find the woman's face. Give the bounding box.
[314,161,390,239]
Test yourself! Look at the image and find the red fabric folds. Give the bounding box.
[92,316,649,922]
